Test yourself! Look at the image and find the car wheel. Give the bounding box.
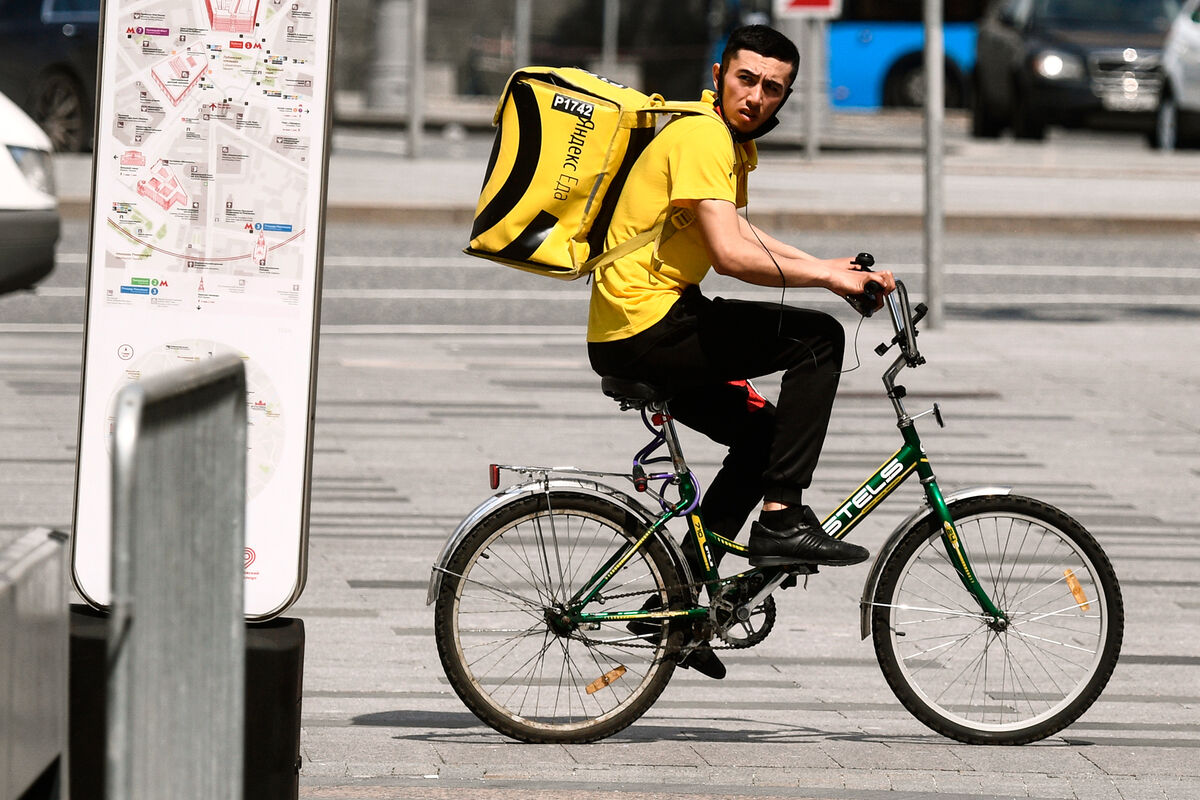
[31,70,89,152]
[1011,87,1046,140]
[883,59,966,108]
[1153,92,1180,151]
[971,90,1004,138]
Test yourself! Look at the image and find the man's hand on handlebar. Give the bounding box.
[825,253,895,317]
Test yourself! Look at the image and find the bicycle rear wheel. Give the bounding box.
[434,491,686,743]
[871,495,1123,744]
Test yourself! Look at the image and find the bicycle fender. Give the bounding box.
[426,478,695,605]
[858,486,1012,639]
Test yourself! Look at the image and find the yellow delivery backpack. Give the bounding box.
[465,67,715,280]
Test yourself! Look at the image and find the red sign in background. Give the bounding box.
[774,0,842,17]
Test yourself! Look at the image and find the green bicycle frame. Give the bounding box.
[569,279,1006,629]
[568,419,1006,628]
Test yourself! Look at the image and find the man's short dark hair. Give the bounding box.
[720,24,800,86]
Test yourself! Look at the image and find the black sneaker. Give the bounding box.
[626,596,665,639]
[626,601,726,680]
[748,506,869,567]
[677,643,726,680]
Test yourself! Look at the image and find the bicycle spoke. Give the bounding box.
[438,497,683,740]
[875,501,1119,741]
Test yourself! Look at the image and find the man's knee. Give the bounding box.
[782,309,844,366]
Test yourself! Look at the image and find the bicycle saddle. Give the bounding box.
[600,377,673,407]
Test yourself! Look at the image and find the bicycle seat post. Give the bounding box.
[600,376,694,489]
[650,401,690,479]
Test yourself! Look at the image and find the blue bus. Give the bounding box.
[827,0,989,109]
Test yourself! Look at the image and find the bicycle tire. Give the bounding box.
[871,495,1123,745]
[434,491,686,743]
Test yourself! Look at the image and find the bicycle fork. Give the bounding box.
[827,420,1007,624]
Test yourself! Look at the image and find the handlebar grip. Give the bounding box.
[846,252,880,317]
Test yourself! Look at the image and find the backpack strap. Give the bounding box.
[582,218,666,272]
[582,100,723,274]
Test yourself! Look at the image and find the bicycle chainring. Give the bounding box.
[710,580,776,648]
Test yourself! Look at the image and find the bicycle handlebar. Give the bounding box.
[845,253,883,317]
[883,281,924,367]
[848,252,926,369]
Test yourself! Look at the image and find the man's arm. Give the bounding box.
[688,198,895,297]
[736,215,814,262]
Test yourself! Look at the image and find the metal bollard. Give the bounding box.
[107,353,247,800]
[0,528,68,800]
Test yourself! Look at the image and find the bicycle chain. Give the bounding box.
[575,578,768,652]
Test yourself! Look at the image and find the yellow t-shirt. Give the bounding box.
[586,93,757,342]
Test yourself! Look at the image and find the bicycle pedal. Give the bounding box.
[779,564,817,591]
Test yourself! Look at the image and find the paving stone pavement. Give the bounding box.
[2,312,1198,799]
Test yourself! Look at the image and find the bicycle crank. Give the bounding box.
[710,580,777,647]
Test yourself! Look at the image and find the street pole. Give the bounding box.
[923,0,945,327]
[805,18,822,160]
[406,0,426,159]
[602,0,619,76]
[514,0,531,69]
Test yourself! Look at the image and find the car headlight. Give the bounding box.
[6,145,56,197]
[1033,51,1086,81]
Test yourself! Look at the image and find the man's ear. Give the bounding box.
[711,62,721,92]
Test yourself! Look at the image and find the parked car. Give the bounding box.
[1156,0,1200,148]
[0,0,100,152]
[972,0,1180,140]
[0,89,59,295]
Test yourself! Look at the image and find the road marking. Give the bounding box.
[24,284,1200,306]
[51,253,1200,277]
[322,289,584,300]
[27,287,86,297]
[0,323,84,333]
[320,324,580,335]
[0,322,580,335]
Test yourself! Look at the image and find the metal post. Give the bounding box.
[107,355,247,800]
[0,529,68,800]
[924,0,945,328]
[367,0,409,109]
[805,18,823,160]
[602,0,620,75]
[407,0,427,159]
[514,0,532,69]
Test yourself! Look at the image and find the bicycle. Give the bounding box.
[427,269,1124,745]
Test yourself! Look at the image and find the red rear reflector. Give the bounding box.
[489,464,500,490]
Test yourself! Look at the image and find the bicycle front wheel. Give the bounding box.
[871,495,1123,744]
[434,491,686,743]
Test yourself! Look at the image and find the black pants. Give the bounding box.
[589,286,845,542]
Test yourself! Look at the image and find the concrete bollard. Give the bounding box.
[106,353,247,800]
[0,528,68,800]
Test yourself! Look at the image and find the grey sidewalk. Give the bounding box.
[5,314,1197,799]
[11,110,1200,799]
[52,113,1200,232]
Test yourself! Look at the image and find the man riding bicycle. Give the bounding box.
[587,25,896,677]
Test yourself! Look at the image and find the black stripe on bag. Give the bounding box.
[478,126,503,192]
[471,81,542,240]
[586,125,656,258]
[492,210,558,262]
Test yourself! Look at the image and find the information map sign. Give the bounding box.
[72,0,336,619]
